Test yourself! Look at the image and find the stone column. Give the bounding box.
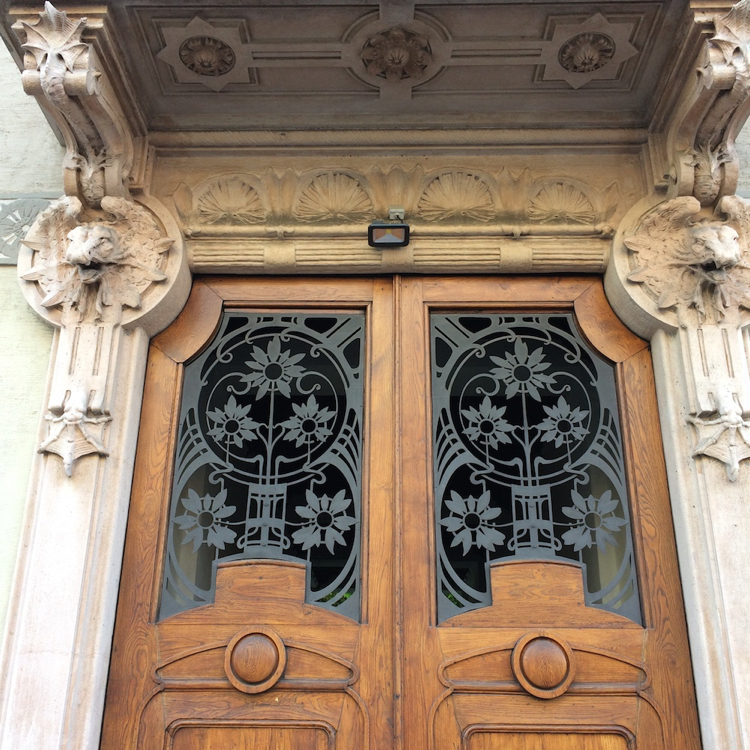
[606,193,750,750]
[0,5,190,749]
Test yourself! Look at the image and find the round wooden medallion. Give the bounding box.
[225,627,286,694]
[511,632,575,699]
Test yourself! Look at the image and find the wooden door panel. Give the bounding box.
[466,731,628,750]
[399,277,699,750]
[103,276,699,750]
[102,278,395,750]
[170,723,332,750]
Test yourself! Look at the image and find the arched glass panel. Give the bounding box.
[160,312,364,621]
[431,313,641,624]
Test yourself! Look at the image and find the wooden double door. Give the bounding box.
[102,276,700,749]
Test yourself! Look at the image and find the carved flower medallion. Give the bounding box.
[179,36,236,76]
[360,27,432,81]
[558,33,615,73]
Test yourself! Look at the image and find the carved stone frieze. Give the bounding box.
[294,173,374,222]
[417,172,495,222]
[18,196,182,476]
[172,167,619,237]
[12,3,145,207]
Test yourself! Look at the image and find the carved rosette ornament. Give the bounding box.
[360,27,432,81]
[623,195,750,481]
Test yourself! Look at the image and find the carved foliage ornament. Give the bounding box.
[21,197,171,323]
[624,196,750,323]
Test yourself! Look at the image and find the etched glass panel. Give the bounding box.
[160,312,364,621]
[432,313,641,624]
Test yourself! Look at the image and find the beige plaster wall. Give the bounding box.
[0,43,60,633]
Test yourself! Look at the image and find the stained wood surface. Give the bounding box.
[102,276,700,750]
[467,732,628,750]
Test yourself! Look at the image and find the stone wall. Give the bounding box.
[0,43,61,633]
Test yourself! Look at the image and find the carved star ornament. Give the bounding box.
[624,195,750,324]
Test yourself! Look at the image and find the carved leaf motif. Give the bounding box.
[295,173,373,222]
[417,172,495,222]
[21,2,88,72]
[196,178,265,225]
[528,182,595,224]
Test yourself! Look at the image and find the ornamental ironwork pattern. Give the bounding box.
[431,313,640,624]
[161,312,364,621]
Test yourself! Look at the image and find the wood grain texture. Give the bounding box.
[152,279,224,363]
[467,731,627,750]
[102,276,699,750]
[574,282,647,363]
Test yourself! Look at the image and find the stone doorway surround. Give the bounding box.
[0,2,750,749]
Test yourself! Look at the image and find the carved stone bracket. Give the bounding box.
[663,1,750,205]
[619,195,750,481]
[11,3,148,207]
[17,195,187,476]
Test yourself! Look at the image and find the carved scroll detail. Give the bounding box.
[669,1,750,205]
[13,3,142,207]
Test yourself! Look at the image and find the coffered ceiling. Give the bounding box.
[51,0,692,133]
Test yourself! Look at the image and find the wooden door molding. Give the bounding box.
[399,276,700,749]
[102,275,700,750]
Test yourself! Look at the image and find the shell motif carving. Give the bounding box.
[417,172,496,222]
[196,177,266,225]
[528,181,596,224]
[294,173,373,222]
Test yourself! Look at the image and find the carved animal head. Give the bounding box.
[64,225,123,282]
[687,223,741,284]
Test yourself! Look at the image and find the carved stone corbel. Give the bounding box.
[619,194,750,480]
[10,2,148,207]
[8,4,185,478]
[17,194,185,476]
[661,1,750,205]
